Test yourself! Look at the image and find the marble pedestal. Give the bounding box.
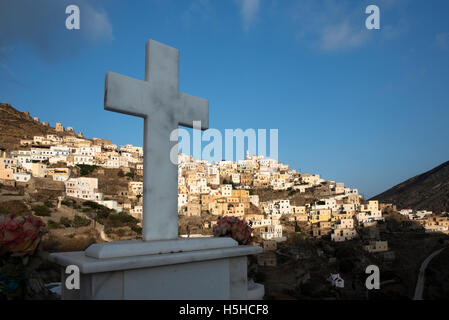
[48,238,263,300]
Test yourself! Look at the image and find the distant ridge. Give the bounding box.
[372,161,449,214]
[0,103,78,152]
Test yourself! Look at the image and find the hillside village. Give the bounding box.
[1,109,448,240]
[1,107,449,299]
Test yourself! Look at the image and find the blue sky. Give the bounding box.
[1,0,449,198]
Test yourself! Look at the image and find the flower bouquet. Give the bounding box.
[213,216,253,245]
[0,214,46,300]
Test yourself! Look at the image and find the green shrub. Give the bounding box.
[101,211,140,229]
[61,200,72,207]
[59,217,72,228]
[77,164,97,176]
[32,205,51,217]
[131,225,142,234]
[83,201,102,210]
[73,215,91,228]
[44,200,54,208]
[47,220,60,229]
[96,211,110,221]
[125,170,137,180]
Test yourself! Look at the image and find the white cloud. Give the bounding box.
[236,0,260,31]
[0,0,113,63]
[84,5,114,41]
[289,0,370,52]
[320,20,368,51]
[289,0,404,52]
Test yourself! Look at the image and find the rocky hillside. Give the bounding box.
[0,103,77,151]
[372,161,449,213]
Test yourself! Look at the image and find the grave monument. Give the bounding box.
[49,40,264,300]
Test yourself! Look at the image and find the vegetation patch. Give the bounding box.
[32,205,51,217]
[76,164,97,176]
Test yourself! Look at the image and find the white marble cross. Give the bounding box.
[104,40,209,241]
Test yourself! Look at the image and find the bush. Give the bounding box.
[61,200,73,207]
[131,225,142,234]
[44,200,54,208]
[108,212,138,228]
[59,217,72,228]
[83,201,102,210]
[125,170,137,180]
[47,220,60,229]
[77,164,97,176]
[32,205,51,217]
[73,215,91,228]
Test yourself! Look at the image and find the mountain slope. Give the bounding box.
[0,103,76,151]
[372,161,449,213]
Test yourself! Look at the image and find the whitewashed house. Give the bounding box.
[221,184,232,197]
[65,177,103,201]
[260,225,283,240]
[13,172,31,182]
[178,194,188,208]
[96,200,123,213]
[129,181,143,196]
[130,205,143,219]
[328,273,344,288]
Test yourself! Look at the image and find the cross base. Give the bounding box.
[85,238,239,259]
[48,239,263,300]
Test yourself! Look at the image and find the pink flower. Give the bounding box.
[5,219,19,231]
[0,214,43,256]
[213,216,253,245]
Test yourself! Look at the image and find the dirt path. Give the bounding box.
[0,194,27,202]
[46,205,112,242]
